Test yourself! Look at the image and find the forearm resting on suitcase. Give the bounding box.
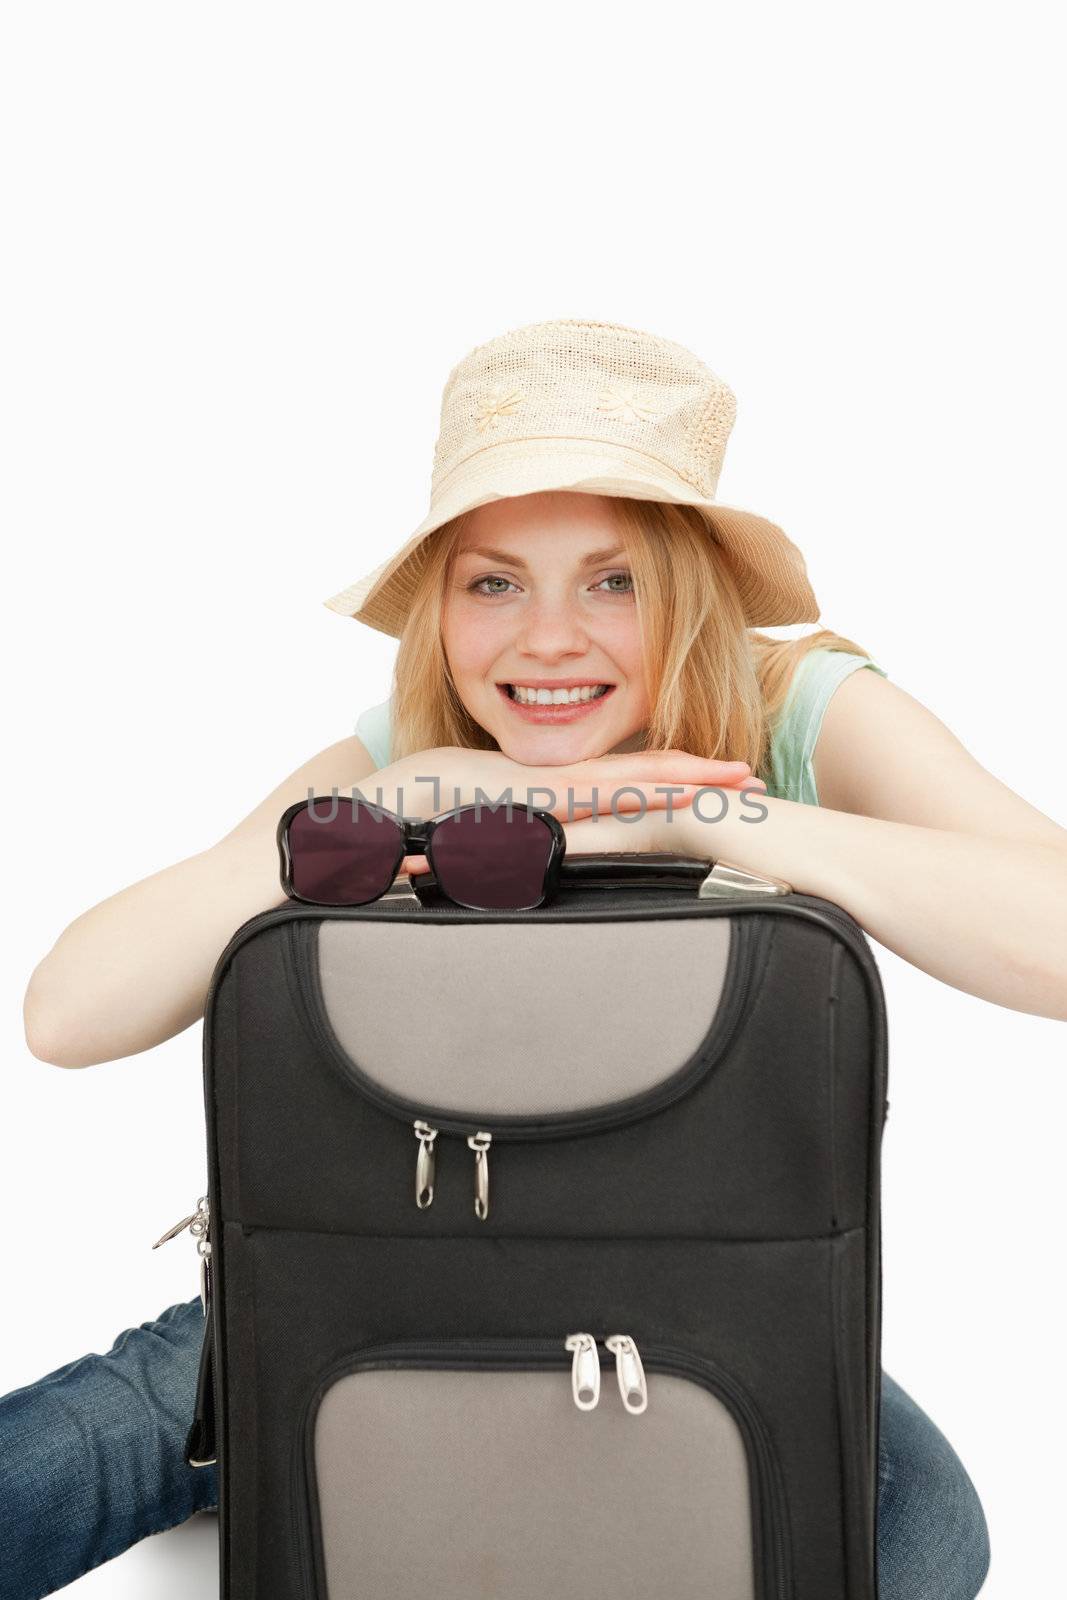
[23,831,288,1069]
[673,793,1067,1021]
[23,734,389,1068]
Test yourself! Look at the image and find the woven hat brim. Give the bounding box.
[324,436,819,637]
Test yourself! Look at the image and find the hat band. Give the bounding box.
[429,432,713,501]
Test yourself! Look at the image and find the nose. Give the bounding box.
[514,594,591,662]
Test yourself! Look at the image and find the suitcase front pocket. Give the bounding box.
[292,913,763,1137]
[284,914,771,1225]
[292,1335,792,1600]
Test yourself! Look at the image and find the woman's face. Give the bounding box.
[440,490,651,764]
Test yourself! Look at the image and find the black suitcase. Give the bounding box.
[182,855,888,1599]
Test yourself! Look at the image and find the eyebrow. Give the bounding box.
[458,545,627,568]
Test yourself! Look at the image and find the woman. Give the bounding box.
[14,317,1057,1598]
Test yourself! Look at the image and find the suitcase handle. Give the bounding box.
[562,854,793,896]
[386,853,794,901]
[560,852,713,888]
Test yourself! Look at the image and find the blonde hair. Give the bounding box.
[389,497,874,776]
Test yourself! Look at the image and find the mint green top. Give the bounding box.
[354,648,888,808]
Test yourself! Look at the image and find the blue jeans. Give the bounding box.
[0,1297,991,1599]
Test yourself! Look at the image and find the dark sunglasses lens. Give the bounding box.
[428,807,555,910]
[286,801,402,905]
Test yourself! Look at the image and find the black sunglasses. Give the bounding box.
[278,795,568,912]
[278,795,719,912]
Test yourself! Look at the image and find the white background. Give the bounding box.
[2,5,1064,1595]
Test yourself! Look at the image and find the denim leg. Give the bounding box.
[0,1305,992,1600]
[877,1368,991,1600]
[0,1296,217,1600]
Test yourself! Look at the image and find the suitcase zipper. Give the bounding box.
[152,1197,218,1467]
[605,1332,648,1414]
[292,1333,792,1600]
[565,1331,601,1410]
[468,1130,492,1219]
[413,1122,495,1216]
[413,1120,437,1207]
[151,1194,212,1311]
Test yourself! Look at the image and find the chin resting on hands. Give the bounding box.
[364,747,766,874]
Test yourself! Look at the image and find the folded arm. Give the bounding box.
[567,671,1067,1021]
[23,735,381,1067]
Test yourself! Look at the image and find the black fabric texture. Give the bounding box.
[198,887,887,1599]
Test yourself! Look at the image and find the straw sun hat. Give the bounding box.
[324,318,820,638]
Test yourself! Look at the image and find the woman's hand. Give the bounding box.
[361,746,766,874]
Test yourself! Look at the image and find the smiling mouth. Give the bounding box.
[501,683,614,706]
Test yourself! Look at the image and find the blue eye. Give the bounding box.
[466,571,633,597]
[468,575,518,596]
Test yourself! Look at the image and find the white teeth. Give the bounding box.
[508,684,610,706]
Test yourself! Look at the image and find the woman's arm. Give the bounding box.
[22,735,382,1068]
[24,741,760,1068]
[564,672,1067,1021]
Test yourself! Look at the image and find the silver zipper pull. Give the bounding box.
[152,1194,210,1251]
[413,1120,438,1208]
[152,1211,199,1249]
[190,1195,210,1249]
[192,1197,212,1313]
[467,1131,492,1220]
[565,1333,601,1411]
[605,1334,648,1415]
[152,1196,211,1313]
